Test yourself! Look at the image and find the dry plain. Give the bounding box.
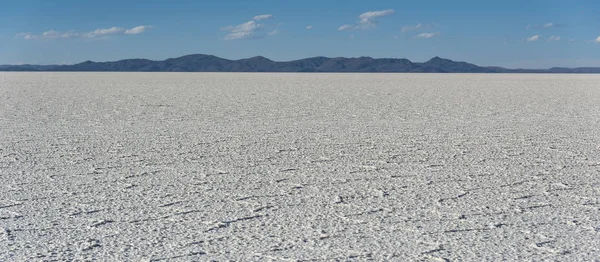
[1,73,599,261]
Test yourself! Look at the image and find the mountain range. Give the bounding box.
[2,55,600,73]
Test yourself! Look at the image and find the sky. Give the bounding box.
[1,0,599,68]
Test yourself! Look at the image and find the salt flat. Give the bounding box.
[1,72,599,261]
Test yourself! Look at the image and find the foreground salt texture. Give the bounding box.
[0,73,599,261]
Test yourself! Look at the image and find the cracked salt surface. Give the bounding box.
[1,72,599,261]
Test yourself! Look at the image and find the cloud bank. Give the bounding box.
[18,26,150,40]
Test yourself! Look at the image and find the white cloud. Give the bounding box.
[526,35,541,42]
[16,33,36,40]
[306,25,313,30]
[42,30,60,38]
[84,27,125,38]
[415,32,437,39]
[338,24,352,31]
[18,25,149,40]
[16,32,38,40]
[17,30,79,40]
[223,15,278,40]
[223,20,260,40]
[358,9,394,29]
[125,25,151,35]
[527,22,562,30]
[42,30,78,39]
[547,35,560,41]
[338,9,394,31]
[59,32,79,38]
[594,36,600,43]
[253,14,273,21]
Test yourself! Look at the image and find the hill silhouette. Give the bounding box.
[2,54,599,73]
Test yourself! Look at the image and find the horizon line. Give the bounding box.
[2,54,600,71]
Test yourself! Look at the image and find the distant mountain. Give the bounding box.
[0,64,58,71]
[51,59,156,71]
[2,54,600,73]
[414,57,494,73]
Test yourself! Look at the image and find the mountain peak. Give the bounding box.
[246,56,273,62]
[426,56,449,63]
[172,54,216,60]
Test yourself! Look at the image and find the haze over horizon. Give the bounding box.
[2,0,599,68]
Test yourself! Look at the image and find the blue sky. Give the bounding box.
[1,0,599,68]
